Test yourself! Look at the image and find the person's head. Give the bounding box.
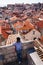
[16,37,20,42]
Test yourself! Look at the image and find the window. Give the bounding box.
[33,31,35,35]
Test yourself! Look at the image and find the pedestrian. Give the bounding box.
[13,37,22,64]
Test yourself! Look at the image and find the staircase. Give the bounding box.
[36,49,43,61]
[34,39,43,61]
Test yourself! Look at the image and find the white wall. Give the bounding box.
[30,52,43,65]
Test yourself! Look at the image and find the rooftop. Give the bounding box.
[36,20,43,28]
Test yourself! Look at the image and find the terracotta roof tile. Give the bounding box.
[14,21,23,31]
[36,21,43,28]
[20,20,34,30]
[40,36,43,42]
[21,15,27,20]
[0,26,2,34]
[23,19,34,29]
[10,16,17,21]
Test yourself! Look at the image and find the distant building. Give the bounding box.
[36,20,43,35]
[24,29,41,40]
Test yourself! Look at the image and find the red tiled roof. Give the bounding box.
[21,15,27,20]
[36,21,43,28]
[14,21,23,31]
[0,26,2,34]
[40,36,43,42]
[0,20,5,24]
[24,19,34,29]
[1,23,11,39]
[20,20,34,30]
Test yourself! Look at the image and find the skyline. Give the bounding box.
[0,0,43,7]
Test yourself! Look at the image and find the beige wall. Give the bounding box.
[25,29,41,40]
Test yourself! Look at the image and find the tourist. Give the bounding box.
[13,37,22,64]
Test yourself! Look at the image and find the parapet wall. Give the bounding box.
[0,41,34,65]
